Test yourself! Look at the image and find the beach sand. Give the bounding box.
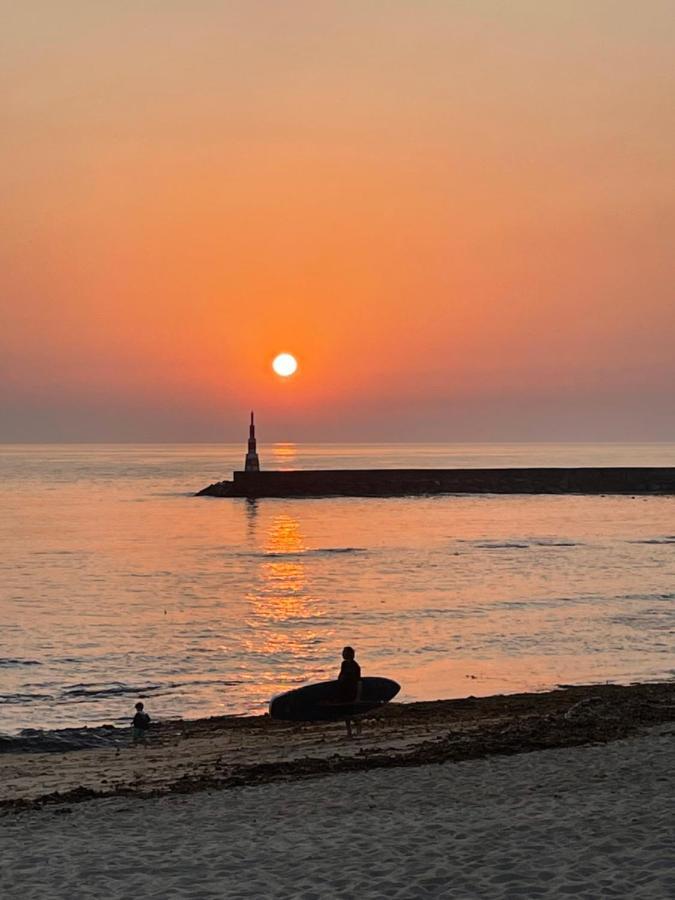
[1,684,674,898]
[1,724,673,899]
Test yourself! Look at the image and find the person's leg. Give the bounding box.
[354,683,363,735]
[345,719,353,738]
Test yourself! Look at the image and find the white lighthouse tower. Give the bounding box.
[244,411,260,471]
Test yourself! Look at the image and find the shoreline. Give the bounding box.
[2,681,673,813]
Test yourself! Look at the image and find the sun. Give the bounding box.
[272,353,298,377]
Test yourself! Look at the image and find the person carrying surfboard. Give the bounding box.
[337,646,362,738]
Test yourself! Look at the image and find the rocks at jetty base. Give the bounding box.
[196,481,234,497]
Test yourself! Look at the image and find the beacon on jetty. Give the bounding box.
[244,411,260,472]
[195,415,675,499]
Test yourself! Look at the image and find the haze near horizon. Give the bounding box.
[2,2,674,442]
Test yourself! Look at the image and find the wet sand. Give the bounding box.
[2,682,673,810]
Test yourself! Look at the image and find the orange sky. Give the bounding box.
[2,2,674,440]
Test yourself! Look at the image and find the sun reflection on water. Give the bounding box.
[244,513,331,679]
[268,442,299,470]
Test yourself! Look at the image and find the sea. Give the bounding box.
[1,443,674,737]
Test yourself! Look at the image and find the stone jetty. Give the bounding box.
[197,466,675,498]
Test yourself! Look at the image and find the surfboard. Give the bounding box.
[269,676,400,722]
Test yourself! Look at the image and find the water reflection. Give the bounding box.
[245,513,330,673]
[244,498,258,540]
[269,443,298,470]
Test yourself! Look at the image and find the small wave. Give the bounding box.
[31,550,79,556]
[631,537,675,545]
[259,552,307,559]
[457,539,578,550]
[0,658,42,667]
[162,678,243,690]
[268,547,366,558]
[0,692,54,704]
[60,678,243,700]
[235,547,366,560]
[61,682,163,699]
[348,607,480,624]
[530,540,578,547]
[313,547,366,554]
[500,596,580,611]
[123,571,173,578]
[476,542,531,550]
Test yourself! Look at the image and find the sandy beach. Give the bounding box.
[1,684,674,898]
[2,724,673,899]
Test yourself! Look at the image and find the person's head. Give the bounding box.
[135,701,144,711]
[342,646,355,660]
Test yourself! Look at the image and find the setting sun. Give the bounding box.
[272,353,298,378]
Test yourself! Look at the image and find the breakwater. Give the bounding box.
[197,467,675,498]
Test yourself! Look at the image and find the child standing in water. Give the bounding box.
[337,646,362,738]
[131,701,151,745]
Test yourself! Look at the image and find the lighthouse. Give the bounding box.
[244,411,260,471]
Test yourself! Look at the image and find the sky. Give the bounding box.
[2,1,674,442]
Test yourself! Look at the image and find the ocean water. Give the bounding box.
[1,442,674,735]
